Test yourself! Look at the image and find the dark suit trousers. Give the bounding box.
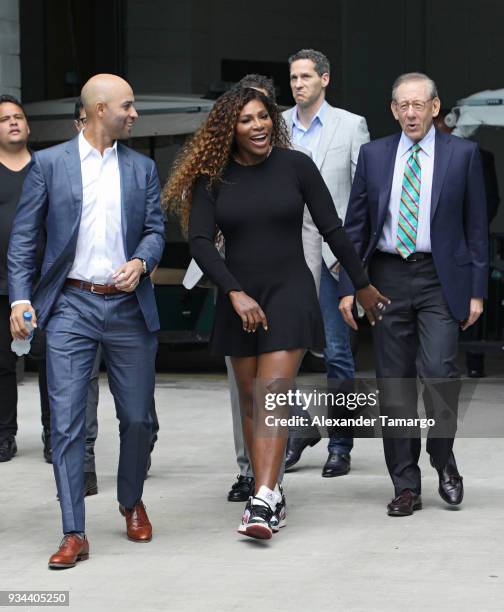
[46,285,157,534]
[0,295,17,441]
[369,252,460,495]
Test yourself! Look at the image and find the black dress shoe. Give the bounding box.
[227,475,255,502]
[431,455,463,505]
[466,352,486,378]
[42,430,52,464]
[0,436,17,462]
[285,435,321,470]
[84,472,98,497]
[467,369,486,378]
[387,490,422,516]
[322,452,351,477]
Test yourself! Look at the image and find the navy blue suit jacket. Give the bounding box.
[7,136,166,331]
[339,129,488,321]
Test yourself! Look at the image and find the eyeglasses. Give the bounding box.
[393,98,433,113]
[78,116,87,125]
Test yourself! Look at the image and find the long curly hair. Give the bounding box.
[162,87,291,233]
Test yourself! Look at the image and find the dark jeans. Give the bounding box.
[0,295,18,441]
[319,263,354,455]
[0,296,50,441]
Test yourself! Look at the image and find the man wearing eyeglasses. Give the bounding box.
[339,72,488,516]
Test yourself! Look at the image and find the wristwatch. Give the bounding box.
[131,258,148,276]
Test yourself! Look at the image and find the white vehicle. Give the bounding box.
[445,88,504,137]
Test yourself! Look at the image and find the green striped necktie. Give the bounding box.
[396,143,421,258]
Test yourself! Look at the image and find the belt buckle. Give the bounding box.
[90,282,97,293]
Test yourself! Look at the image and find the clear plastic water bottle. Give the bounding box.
[11,312,35,356]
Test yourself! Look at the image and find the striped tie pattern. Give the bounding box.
[396,143,421,258]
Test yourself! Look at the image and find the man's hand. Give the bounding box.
[339,295,357,330]
[461,297,484,331]
[229,291,268,333]
[112,259,144,292]
[340,285,391,330]
[10,303,37,340]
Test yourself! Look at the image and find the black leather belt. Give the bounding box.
[376,251,432,262]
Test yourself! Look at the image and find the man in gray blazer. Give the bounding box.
[183,74,323,502]
[283,49,370,477]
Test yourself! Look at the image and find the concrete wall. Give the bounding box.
[124,0,504,231]
[0,0,20,98]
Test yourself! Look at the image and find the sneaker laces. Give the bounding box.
[250,498,273,521]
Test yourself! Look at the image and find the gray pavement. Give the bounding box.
[1,371,503,612]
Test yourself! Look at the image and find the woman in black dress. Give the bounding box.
[164,87,387,540]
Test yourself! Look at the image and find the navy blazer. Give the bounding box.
[339,129,488,321]
[7,136,166,332]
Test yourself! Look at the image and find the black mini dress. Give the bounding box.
[189,147,368,357]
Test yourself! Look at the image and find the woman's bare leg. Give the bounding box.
[254,349,304,489]
[230,350,304,492]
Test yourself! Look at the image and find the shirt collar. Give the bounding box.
[399,124,435,158]
[78,130,118,161]
[292,100,328,132]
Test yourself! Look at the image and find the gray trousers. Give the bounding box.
[226,356,285,483]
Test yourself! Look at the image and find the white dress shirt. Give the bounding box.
[291,100,328,160]
[68,131,126,284]
[378,125,435,254]
[11,132,126,306]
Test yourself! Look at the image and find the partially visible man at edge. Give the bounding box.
[0,94,51,464]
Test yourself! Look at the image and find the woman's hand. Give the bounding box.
[356,284,390,327]
[340,285,390,330]
[229,291,268,333]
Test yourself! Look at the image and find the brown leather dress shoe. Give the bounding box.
[387,490,422,516]
[48,534,89,569]
[119,501,152,542]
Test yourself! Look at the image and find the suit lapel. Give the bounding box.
[284,107,294,135]
[117,143,133,253]
[377,133,401,228]
[63,136,83,214]
[430,129,452,221]
[315,107,340,169]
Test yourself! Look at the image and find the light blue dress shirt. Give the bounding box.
[378,124,436,254]
[291,100,328,159]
